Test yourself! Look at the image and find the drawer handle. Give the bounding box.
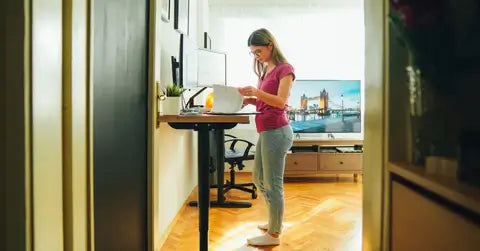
[339,161,344,164]
[294,161,298,165]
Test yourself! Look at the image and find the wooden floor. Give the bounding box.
[161,173,362,251]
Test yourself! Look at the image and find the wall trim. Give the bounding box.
[362,0,387,250]
[158,188,194,249]
[86,0,94,249]
[147,0,157,250]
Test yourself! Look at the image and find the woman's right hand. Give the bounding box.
[237,87,248,96]
[238,86,258,97]
[242,97,256,107]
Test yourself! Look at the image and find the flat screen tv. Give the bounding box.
[287,79,362,136]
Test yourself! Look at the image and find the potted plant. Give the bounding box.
[161,84,184,115]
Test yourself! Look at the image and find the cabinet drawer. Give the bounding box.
[391,181,480,251]
[319,154,362,170]
[286,153,317,171]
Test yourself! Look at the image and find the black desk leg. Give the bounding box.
[197,125,210,251]
[215,129,226,203]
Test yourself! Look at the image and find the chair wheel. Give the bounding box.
[252,192,257,199]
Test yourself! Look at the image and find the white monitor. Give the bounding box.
[179,34,198,88]
[197,48,226,87]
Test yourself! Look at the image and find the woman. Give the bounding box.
[238,28,294,246]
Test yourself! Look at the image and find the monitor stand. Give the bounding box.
[185,86,208,108]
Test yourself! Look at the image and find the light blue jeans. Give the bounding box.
[252,125,293,234]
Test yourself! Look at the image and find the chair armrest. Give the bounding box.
[225,134,237,139]
[224,139,255,159]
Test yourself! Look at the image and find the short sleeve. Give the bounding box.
[276,63,295,81]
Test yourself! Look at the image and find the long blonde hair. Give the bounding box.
[247,28,287,79]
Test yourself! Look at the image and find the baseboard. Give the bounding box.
[157,188,194,250]
[157,172,254,249]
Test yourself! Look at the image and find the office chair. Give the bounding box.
[222,134,258,199]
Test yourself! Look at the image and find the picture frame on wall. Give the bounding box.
[161,0,170,22]
[174,0,189,35]
[203,32,211,49]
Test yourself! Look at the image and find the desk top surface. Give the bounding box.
[158,114,250,124]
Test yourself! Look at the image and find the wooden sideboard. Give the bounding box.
[285,140,363,179]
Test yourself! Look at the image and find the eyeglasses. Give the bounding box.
[249,49,262,57]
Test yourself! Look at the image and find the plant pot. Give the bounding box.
[162,96,181,115]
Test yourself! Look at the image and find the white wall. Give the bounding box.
[209,7,365,87]
[209,1,365,170]
[154,0,210,242]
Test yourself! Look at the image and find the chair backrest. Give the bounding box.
[224,134,255,168]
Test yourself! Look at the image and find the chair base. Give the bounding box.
[212,182,257,199]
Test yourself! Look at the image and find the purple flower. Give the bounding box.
[397,4,415,28]
[390,0,447,29]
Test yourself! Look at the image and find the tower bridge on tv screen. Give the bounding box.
[287,89,360,121]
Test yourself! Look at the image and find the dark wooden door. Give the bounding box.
[92,0,149,250]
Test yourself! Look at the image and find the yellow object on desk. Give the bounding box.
[205,92,214,108]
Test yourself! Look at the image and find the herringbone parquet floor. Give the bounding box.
[161,173,362,251]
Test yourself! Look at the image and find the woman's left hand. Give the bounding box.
[238,86,259,97]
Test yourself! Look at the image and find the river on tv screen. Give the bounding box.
[287,80,361,133]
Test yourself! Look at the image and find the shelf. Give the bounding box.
[293,139,363,145]
[388,162,480,215]
[285,142,363,176]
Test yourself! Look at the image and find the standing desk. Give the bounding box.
[157,114,250,251]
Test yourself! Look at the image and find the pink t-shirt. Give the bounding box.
[255,63,295,132]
